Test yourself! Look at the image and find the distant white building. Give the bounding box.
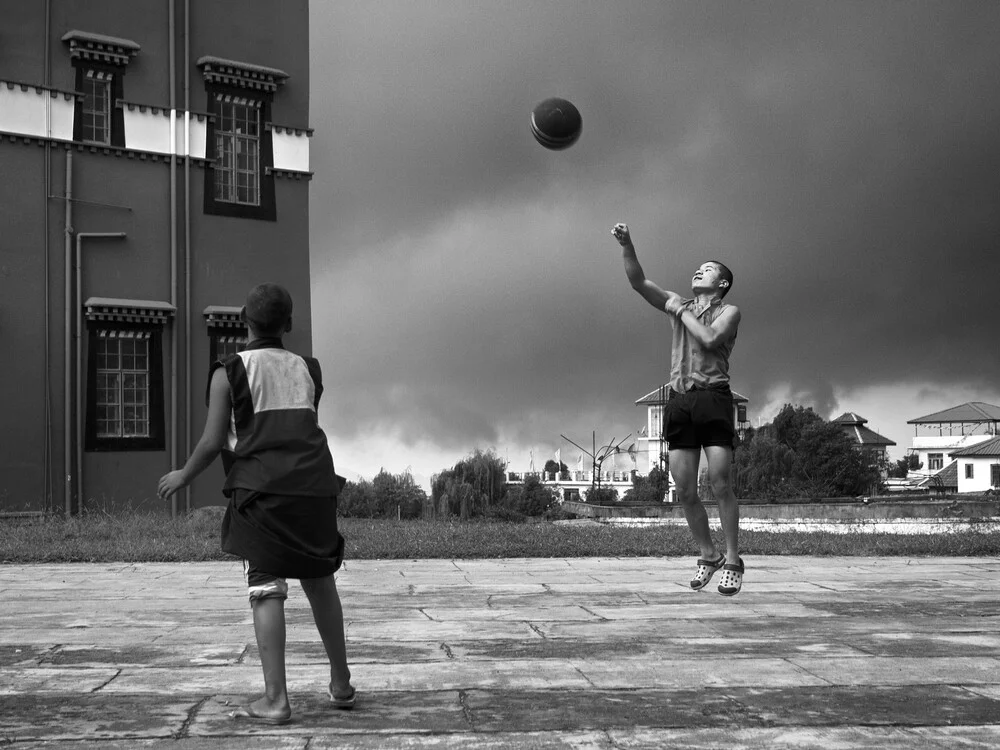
[906,402,1000,483]
[949,437,1000,493]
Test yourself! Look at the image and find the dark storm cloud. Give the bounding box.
[309,1,1000,470]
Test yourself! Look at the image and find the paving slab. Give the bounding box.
[1,556,999,748]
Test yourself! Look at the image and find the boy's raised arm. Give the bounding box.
[612,223,681,312]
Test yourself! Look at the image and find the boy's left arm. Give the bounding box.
[157,367,231,500]
[666,302,741,351]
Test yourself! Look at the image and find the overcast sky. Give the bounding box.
[308,1,1000,486]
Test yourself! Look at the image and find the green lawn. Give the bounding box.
[2,512,998,563]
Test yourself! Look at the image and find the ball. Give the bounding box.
[530,97,582,150]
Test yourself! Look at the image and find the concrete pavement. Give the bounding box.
[2,556,999,748]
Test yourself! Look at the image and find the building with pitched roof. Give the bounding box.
[949,436,1000,493]
[906,402,1000,480]
[830,412,896,464]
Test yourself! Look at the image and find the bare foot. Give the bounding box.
[231,694,292,724]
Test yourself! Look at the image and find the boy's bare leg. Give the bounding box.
[249,597,291,719]
[704,445,740,562]
[301,574,353,696]
[669,448,718,559]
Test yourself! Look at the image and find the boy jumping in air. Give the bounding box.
[612,223,745,596]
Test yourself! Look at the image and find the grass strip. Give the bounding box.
[2,512,998,563]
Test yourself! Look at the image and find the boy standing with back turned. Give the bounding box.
[158,282,355,724]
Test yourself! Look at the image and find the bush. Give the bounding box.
[624,466,670,504]
[503,476,557,517]
[584,485,619,505]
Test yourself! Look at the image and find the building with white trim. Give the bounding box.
[1,2,315,515]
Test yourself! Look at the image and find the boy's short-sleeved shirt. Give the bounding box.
[209,338,339,497]
[668,299,737,393]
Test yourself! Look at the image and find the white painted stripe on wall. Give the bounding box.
[240,348,316,414]
[123,108,173,153]
[272,129,310,172]
[188,115,207,159]
[2,83,297,167]
[0,85,75,140]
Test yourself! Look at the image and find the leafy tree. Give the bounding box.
[733,404,882,499]
[372,469,427,519]
[888,454,922,478]
[338,469,427,518]
[430,448,507,518]
[624,466,670,503]
[543,459,569,479]
[503,475,557,516]
[337,478,377,518]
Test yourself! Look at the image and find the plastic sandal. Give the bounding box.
[690,554,726,590]
[327,686,357,710]
[717,557,745,597]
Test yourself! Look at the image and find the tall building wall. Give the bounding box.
[0,1,313,514]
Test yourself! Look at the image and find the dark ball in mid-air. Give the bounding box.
[530,97,582,150]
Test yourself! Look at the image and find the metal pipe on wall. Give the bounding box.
[75,233,127,512]
[63,152,73,516]
[183,0,193,514]
[43,0,53,511]
[168,0,179,518]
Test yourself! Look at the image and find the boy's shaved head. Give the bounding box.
[244,283,293,336]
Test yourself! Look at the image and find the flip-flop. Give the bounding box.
[717,557,745,597]
[690,554,726,590]
[230,704,292,725]
[327,685,357,710]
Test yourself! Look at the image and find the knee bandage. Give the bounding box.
[244,562,289,603]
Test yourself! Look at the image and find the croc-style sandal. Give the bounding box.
[717,557,745,597]
[690,554,726,590]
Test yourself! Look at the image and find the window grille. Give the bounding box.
[81,70,112,144]
[95,330,151,438]
[213,96,261,205]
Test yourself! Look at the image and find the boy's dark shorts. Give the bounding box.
[664,386,735,451]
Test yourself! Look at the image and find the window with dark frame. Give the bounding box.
[95,330,150,438]
[965,464,974,480]
[84,298,173,453]
[62,30,138,148]
[81,70,113,145]
[213,95,261,205]
[991,464,1000,488]
[204,305,248,364]
[928,453,944,471]
[211,331,248,362]
[198,56,288,221]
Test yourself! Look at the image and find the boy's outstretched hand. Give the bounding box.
[612,222,632,246]
[158,470,187,500]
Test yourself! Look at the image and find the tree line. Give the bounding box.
[336,403,895,518]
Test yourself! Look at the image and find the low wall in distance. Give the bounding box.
[562,497,1000,521]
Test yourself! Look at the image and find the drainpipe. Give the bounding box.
[168,0,179,517]
[183,0,192,514]
[44,0,53,510]
[63,152,74,516]
[75,233,127,512]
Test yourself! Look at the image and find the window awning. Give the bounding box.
[203,305,244,329]
[84,298,175,325]
[196,56,288,93]
[62,30,141,66]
